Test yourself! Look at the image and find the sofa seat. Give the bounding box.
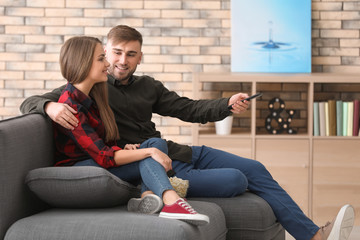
[5,201,227,240]
[192,193,284,239]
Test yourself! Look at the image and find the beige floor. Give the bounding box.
[285,226,360,240]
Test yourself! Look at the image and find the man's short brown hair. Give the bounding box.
[107,25,143,46]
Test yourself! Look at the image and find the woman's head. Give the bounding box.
[60,36,119,142]
[60,36,102,85]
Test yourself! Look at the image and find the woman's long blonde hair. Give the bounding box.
[60,36,119,142]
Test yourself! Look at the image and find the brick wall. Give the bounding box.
[1,0,359,144]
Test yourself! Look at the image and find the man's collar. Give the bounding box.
[108,74,135,87]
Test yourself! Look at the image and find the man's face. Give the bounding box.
[105,40,142,85]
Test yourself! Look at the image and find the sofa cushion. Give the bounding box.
[191,192,285,240]
[5,201,227,240]
[25,166,140,208]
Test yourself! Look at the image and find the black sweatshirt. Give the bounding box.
[20,74,231,163]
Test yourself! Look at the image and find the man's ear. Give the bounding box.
[138,52,143,64]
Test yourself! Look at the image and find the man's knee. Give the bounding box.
[224,170,248,197]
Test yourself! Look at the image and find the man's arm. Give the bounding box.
[152,80,249,124]
[20,86,63,115]
[20,85,79,130]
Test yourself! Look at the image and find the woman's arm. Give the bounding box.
[114,147,172,172]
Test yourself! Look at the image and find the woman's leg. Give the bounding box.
[173,145,319,240]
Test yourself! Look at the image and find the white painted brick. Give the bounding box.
[105,1,143,9]
[84,9,123,18]
[0,53,25,61]
[25,35,63,44]
[66,0,103,8]
[183,1,221,10]
[27,0,64,8]
[162,10,199,19]
[5,26,44,35]
[145,1,181,9]
[6,44,44,53]
[0,34,23,43]
[6,62,45,71]
[45,80,66,89]
[45,8,83,17]
[144,19,182,27]
[0,0,25,7]
[143,55,181,64]
[161,46,200,55]
[5,80,44,89]
[0,16,24,25]
[104,18,143,28]
[25,71,62,80]
[4,97,25,107]
[26,17,65,26]
[65,18,104,26]
[183,55,221,64]
[6,7,44,16]
[45,26,84,35]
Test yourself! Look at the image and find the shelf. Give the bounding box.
[192,72,360,224]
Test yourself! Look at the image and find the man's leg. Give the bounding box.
[173,145,319,240]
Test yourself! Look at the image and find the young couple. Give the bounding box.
[21,25,355,239]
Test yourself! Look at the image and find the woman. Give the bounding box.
[53,36,209,226]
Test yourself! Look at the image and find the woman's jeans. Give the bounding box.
[74,138,174,197]
[173,145,319,240]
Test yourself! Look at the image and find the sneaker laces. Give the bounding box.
[320,221,331,230]
[178,199,197,214]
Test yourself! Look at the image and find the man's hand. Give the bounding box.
[45,102,78,130]
[228,93,250,114]
[124,144,140,150]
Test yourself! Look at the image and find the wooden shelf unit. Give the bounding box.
[192,72,360,226]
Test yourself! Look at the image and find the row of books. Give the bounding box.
[313,100,360,136]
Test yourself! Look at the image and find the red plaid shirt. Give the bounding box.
[54,83,121,168]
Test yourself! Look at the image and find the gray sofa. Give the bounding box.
[0,113,285,240]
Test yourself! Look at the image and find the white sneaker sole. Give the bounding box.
[159,212,210,226]
[127,194,163,214]
[327,204,355,240]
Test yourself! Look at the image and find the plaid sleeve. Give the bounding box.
[65,110,121,169]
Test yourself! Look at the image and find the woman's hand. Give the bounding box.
[124,144,140,150]
[150,148,173,172]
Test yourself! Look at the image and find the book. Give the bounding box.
[325,102,329,136]
[347,101,353,136]
[343,102,348,137]
[353,100,359,136]
[336,100,343,136]
[319,102,326,137]
[328,100,336,136]
[313,102,320,136]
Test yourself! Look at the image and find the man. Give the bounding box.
[20,25,354,240]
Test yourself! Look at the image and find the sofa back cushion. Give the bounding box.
[0,114,54,240]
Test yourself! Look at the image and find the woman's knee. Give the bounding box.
[140,138,168,153]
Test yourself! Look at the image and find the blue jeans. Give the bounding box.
[74,138,174,197]
[172,145,319,240]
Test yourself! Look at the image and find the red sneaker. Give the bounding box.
[159,198,210,226]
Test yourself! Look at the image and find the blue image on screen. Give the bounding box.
[231,0,311,73]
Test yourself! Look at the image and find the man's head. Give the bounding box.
[105,25,143,85]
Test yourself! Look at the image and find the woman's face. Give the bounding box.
[87,43,110,84]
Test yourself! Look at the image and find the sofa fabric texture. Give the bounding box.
[26,166,140,208]
[0,113,285,240]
